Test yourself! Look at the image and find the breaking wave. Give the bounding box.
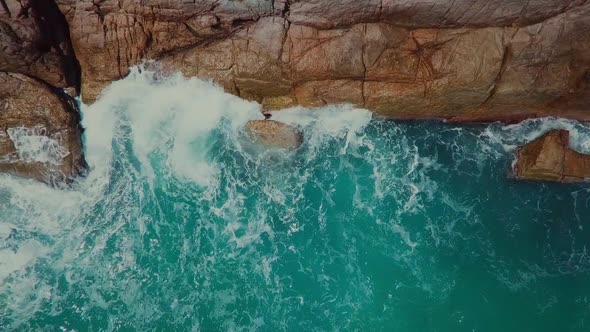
[1,66,590,331]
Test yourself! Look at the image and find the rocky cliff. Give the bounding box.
[57,0,590,120]
[0,0,85,184]
[1,0,590,182]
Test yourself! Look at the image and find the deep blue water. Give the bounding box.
[1,69,590,331]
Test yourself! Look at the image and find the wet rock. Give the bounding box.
[0,73,86,185]
[514,130,590,182]
[0,0,84,184]
[246,120,303,149]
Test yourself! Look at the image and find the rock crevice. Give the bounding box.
[514,129,590,182]
[46,0,589,122]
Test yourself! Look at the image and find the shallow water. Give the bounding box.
[1,68,590,331]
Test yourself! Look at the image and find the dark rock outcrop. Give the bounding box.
[514,130,590,182]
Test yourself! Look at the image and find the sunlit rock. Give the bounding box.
[514,130,590,182]
[54,0,590,120]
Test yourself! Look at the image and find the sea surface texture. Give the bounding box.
[2,68,590,331]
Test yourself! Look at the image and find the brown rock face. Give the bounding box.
[246,120,303,149]
[0,73,86,184]
[56,0,287,102]
[2,0,590,183]
[514,130,590,182]
[0,0,85,184]
[55,0,590,122]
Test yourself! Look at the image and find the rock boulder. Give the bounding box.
[246,120,303,149]
[514,130,590,182]
[0,73,86,185]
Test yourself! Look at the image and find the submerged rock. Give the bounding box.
[514,130,590,182]
[246,120,303,149]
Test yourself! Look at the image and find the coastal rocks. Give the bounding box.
[0,0,80,90]
[288,0,587,29]
[53,0,590,121]
[55,0,287,102]
[2,0,590,183]
[0,73,86,184]
[0,0,84,184]
[246,120,303,149]
[514,130,590,182]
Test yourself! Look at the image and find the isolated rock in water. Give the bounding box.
[0,73,86,185]
[246,120,303,149]
[514,130,590,182]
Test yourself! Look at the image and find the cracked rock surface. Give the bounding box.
[57,0,590,121]
[0,72,85,184]
[1,0,590,182]
[514,129,590,182]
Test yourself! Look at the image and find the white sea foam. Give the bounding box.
[0,239,49,282]
[0,67,265,325]
[6,126,69,165]
[271,105,372,146]
[88,66,262,187]
[270,105,372,134]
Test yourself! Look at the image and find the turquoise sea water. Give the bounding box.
[2,68,590,331]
